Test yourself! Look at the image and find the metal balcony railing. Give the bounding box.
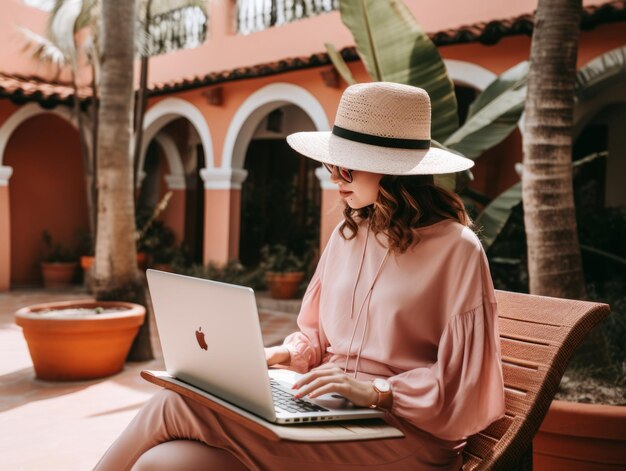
[235,0,339,35]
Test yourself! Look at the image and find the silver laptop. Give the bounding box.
[146,269,384,425]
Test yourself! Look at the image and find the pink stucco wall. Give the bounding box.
[4,114,88,286]
[1,0,611,84]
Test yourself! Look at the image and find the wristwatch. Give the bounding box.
[370,378,392,409]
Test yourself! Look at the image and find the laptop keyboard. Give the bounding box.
[270,379,328,413]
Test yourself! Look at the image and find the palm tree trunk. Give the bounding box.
[522,0,586,300]
[133,55,149,190]
[94,0,152,360]
[71,72,96,236]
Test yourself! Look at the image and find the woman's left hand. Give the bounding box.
[292,364,378,408]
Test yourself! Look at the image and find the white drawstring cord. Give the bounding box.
[344,246,390,377]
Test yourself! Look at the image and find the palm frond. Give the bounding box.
[22,0,55,11]
[47,0,85,67]
[19,26,68,68]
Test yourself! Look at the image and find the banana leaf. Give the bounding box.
[430,140,468,191]
[338,0,458,142]
[576,45,626,101]
[475,182,521,250]
[476,152,607,251]
[466,61,528,120]
[444,64,527,159]
[324,42,357,85]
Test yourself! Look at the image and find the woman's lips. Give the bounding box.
[339,190,353,197]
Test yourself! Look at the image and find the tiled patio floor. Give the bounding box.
[0,287,300,470]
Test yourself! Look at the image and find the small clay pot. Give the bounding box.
[40,262,78,288]
[266,272,305,299]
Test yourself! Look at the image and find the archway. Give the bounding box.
[139,112,206,265]
[223,83,330,264]
[3,111,86,286]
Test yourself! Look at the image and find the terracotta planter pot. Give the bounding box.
[40,262,78,288]
[15,300,146,381]
[266,272,305,299]
[533,399,626,470]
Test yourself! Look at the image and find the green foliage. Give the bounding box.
[259,244,305,274]
[135,209,176,262]
[41,230,77,263]
[444,62,528,159]
[324,42,356,85]
[174,260,266,290]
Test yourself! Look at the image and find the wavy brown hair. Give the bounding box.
[339,174,473,254]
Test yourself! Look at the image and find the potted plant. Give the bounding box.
[40,231,79,288]
[260,244,305,299]
[137,218,175,271]
[15,299,145,381]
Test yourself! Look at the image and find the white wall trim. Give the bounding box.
[0,103,75,166]
[0,166,13,186]
[315,167,337,190]
[141,98,214,176]
[444,60,497,91]
[200,167,249,190]
[164,174,186,190]
[222,83,330,171]
[154,134,186,190]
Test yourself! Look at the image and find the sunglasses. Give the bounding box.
[322,163,353,183]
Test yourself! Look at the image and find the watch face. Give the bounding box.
[373,378,391,392]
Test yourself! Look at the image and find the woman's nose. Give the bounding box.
[328,166,342,183]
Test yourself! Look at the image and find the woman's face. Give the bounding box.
[329,165,383,209]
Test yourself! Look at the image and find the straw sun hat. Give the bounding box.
[286,82,473,175]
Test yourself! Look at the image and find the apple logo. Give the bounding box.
[195,326,208,351]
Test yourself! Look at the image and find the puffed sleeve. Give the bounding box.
[280,236,331,373]
[388,298,505,440]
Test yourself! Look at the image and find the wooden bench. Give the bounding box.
[462,290,611,470]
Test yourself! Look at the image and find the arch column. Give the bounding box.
[315,167,342,251]
[0,166,14,291]
[199,168,248,265]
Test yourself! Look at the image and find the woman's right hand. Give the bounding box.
[265,346,291,366]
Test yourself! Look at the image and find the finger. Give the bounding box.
[294,368,343,389]
[312,363,343,372]
[294,374,347,398]
[307,382,351,399]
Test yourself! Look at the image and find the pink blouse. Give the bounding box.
[281,218,505,441]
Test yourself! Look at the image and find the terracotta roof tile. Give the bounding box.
[0,73,91,107]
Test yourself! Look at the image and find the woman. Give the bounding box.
[95,82,505,471]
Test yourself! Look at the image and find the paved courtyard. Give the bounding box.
[0,287,300,470]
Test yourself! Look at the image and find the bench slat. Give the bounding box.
[464,432,499,460]
[461,454,481,471]
[499,317,567,345]
[504,391,534,418]
[481,415,513,440]
[501,338,557,368]
[495,291,596,327]
[502,363,545,393]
